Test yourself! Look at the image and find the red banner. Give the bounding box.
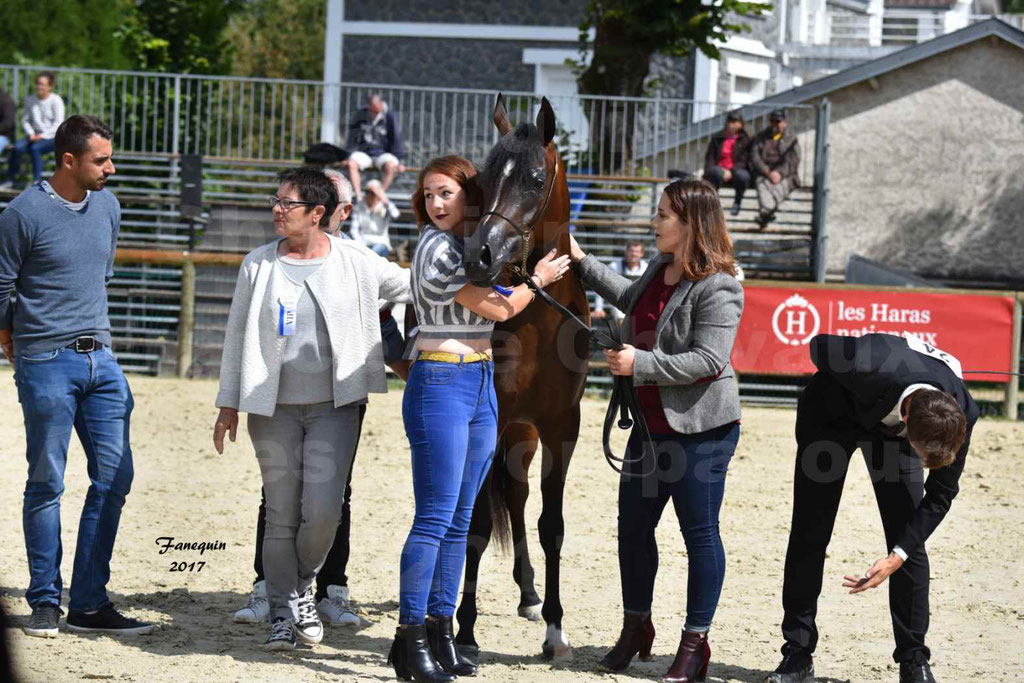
[731,285,1017,382]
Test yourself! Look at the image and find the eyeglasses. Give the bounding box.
[269,196,317,211]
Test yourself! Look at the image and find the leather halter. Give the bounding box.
[478,151,558,238]
[477,152,559,278]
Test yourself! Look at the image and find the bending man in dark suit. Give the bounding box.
[766,333,977,683]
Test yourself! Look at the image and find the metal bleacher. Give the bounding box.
[1,151,818,379]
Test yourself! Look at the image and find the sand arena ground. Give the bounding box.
[1,371,1022,682]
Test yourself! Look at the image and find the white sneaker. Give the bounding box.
[294,589,323,645]
[233,580,269,623]
[264,617,296,651]
[317,585,370,627]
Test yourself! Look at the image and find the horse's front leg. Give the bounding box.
[536,408,580,661]
[504,422,543,621]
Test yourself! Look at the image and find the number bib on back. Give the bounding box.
[906,334,963,379]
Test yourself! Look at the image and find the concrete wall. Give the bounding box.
[341,0,585,91]
[820,38,1024,284]
[346,0,587,26]
[342,36,576,90]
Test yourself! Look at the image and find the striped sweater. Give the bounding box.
[411,225,492,341]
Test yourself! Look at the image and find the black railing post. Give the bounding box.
[811,98,831,283]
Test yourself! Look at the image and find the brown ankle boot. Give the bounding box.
[663,629,710,682]
[598,612,655,672]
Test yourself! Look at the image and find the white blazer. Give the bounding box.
[215,235,411,416]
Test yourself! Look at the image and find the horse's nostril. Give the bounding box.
[480,245,492,268]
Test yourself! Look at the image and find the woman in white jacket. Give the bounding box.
[212,167,411,651]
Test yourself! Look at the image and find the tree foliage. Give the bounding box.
[0,0,133,68]
[0,0,242,73]
[577,0,772,97]
[117,0,244,73]
[226,0,326,80]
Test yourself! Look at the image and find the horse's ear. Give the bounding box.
[536,97,556,146]
[493,93,513,137]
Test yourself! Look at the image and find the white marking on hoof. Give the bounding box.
[518,604,543,621]
[543,624,573,661]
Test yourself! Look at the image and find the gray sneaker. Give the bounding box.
[264,617,296,651]
[295,589,323,645]
[24,603,62,638]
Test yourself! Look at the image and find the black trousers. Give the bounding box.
[703,166,751,203]
[781,373,931,664]
[253,404,366,602]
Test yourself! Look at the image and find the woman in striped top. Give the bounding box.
[389,156,570,682]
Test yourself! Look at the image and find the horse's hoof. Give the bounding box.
[541,625,573,662]
[455,643,480,668]
[540,639,573,662]
[518,604,543,622]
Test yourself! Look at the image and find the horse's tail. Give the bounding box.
[488,435,512,553]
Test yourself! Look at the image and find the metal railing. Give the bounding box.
[2,64,822,178]
[822,12,1022,47]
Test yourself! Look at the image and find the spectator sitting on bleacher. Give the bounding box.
[591,241,648,323]
[703,111,751,217]
[750,108,800,230]
[350,180,399,258]
[1,72,65,189]
[0,88,16,156]
[343,94,405,200]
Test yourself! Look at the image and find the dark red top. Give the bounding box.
[719,134,737,170]
[630,272,677,434]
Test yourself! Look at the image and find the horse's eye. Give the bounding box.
[533,174,546,191]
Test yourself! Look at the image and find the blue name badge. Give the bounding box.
[278,297,296,336]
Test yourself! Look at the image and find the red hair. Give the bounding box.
[411,155,478,230]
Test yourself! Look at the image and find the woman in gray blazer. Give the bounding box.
[568,178,744,682]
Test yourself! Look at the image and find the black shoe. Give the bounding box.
[23,603,62,638]
[730,201,742,217]
[764,644,814,682]
[65,604,155,635]
[426,616,477,676]
[900,659,936,683]
[387,623,456,682]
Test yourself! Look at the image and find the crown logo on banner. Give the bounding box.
[772,292,821,346]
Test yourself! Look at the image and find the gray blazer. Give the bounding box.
[579,253,744,434]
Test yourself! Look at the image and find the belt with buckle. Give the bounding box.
[68,337,103,353]
[415,351,491,364]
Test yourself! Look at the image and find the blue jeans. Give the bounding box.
[399,358,497,624]
[368,243,390,258]
[8,136,55,182]
[14,346,134,611]
[618,422,739,631]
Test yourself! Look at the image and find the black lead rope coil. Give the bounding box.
[522,276,658,476]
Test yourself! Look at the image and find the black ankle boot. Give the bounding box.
[426,616,477,676]
[387,624,457,682]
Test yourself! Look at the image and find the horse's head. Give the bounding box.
[464,94,560,286]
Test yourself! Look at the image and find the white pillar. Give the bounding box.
[321,0,344,145]
[692,51,719,122]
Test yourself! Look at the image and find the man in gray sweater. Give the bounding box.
[0,115,153,638]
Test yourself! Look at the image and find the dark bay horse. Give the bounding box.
[455,95,590,663]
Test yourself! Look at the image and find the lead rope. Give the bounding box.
[520,275,657,476]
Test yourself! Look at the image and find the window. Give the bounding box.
[732,76,767,105]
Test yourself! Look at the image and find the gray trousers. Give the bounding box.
[247,402,360,622]
[755,175,797,218]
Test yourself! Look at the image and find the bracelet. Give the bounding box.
[532,274,544,288]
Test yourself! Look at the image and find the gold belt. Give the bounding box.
[415,351,492,364]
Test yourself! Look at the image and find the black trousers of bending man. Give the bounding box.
[779,333,977,665]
